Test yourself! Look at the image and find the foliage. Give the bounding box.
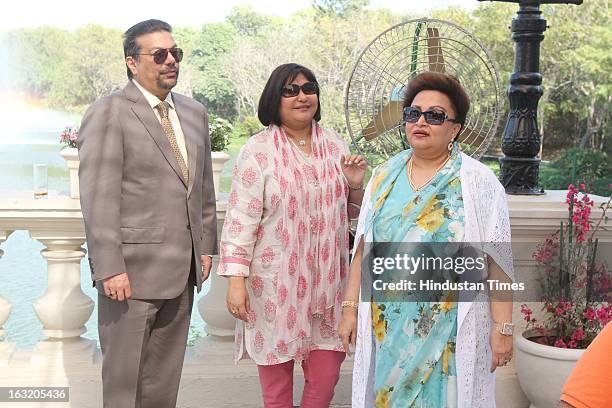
[209,115,233,152]
[189,23,239,120]
[1,1,609,169]
[231,115,264,141]
[312,0,369,18]
[521,185,611,349]
[539,148,611,196]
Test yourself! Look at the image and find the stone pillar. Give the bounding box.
[197,200,235,340]
[0,231,16,365]
[30,235,96,364]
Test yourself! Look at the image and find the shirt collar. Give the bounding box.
[132,79,175,111]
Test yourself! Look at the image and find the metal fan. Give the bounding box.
[345,18,502,164]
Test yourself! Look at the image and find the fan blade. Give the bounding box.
[426,27,445,73]
[363,100,403,141]
[457,126,485,146]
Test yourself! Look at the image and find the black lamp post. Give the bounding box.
[478,0,582,195]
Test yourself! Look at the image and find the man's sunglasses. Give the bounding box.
[402,106,458,125]
[281,82,319,98]
[134,48,183,64]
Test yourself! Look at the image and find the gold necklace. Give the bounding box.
[408,154,451,192]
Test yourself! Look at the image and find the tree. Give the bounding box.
[190,23,239,119]
[312,0,370,18]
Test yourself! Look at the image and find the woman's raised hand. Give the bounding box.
[341,154,367,190]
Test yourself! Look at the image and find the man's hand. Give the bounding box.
[103,272,131,301]
[201,255,213,282]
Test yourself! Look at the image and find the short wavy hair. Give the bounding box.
[403,72,470,136]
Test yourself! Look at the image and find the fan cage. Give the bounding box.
[345,18,502,165]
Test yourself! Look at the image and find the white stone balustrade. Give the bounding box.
[0,188,610,407]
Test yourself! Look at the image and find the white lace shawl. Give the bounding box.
[351,153,514,408]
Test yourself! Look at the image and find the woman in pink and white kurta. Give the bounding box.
[218,63,366,408]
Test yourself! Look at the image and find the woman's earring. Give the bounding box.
[448,141,454,152]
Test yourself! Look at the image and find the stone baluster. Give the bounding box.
[197,201,235,342]
[0,232,16,364]
[29,233,96,363]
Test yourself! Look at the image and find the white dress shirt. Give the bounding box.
[132,79,189,166]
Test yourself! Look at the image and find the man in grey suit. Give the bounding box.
[78,19,218,408]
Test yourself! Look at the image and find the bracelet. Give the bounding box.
[341,300,359,309]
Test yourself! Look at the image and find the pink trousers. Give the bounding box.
[257,350,346,408]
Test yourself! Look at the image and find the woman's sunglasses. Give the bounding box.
[134,48,184,64]
[403,106,458,125]
[281,82,319,98]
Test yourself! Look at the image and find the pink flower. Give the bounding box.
[520,304,533,322]
[571,328,585,341]
[567,340,578,349]
[554,339,567,348]
[584,307,596,321]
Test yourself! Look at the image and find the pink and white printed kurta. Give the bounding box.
[218,123,351,365]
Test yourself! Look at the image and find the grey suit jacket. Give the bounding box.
[78,81,218,299]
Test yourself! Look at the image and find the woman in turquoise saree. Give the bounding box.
[339,72,514,408]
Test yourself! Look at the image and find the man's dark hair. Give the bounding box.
[123,19,172,79]
[257,63,322,127]
[403,72,470,139]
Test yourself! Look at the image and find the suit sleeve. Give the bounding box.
[200,107,219,255]
[77,99,127,282]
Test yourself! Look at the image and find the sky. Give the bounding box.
[2,0,480,31]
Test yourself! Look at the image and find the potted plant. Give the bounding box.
[209,116,233,199]
[516,183,611,408]
[59,126,80,199]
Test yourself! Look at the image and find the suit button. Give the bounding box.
[187,224,191,230]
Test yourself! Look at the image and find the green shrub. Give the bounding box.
[209,115,233,152]
[231,115,264,142]
[540,148,611,196]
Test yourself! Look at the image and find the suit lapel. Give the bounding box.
[124,82,187,189]
[173,94,198,197]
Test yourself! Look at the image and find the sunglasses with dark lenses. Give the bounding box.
[281,82,319,98]
[136,48,184,64]
[402,106,457,125]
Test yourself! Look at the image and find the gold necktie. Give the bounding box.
[156,101,189,183]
